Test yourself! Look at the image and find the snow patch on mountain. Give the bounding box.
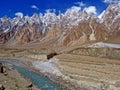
[98,10,105,19]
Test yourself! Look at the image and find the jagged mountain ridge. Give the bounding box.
[0,3,120,46]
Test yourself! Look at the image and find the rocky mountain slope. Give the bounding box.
[0,3,120,47]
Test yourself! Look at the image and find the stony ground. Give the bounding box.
[0,63,40,90]
[0,47,120,90]
[54,54,120,90]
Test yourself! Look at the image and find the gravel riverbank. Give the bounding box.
[0,60,40,90]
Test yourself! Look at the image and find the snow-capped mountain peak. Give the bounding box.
[0,3,120,46]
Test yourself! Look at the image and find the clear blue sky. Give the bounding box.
[0,0,109,18]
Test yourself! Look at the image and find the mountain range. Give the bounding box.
[0,3,120,48]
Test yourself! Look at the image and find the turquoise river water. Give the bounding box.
[0,61,63,90]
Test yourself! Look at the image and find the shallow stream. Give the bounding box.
[0,61,63,90]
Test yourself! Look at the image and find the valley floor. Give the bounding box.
[54,54,120,90]
[0,47,120,90]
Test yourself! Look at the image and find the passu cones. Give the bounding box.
[0,3,120,47]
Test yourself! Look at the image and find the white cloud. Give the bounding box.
[66,6,81,13]
[84,6,97,15]
[31,5,39,10]
[71,6,81,11]
[65,6,81,16]
[103,0,120,3]
[15,12,23,18]
[103,0,113,3]
[75,2,86,7]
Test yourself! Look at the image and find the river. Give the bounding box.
[0,61,65,90]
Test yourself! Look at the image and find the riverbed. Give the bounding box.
[0,60,68,90]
